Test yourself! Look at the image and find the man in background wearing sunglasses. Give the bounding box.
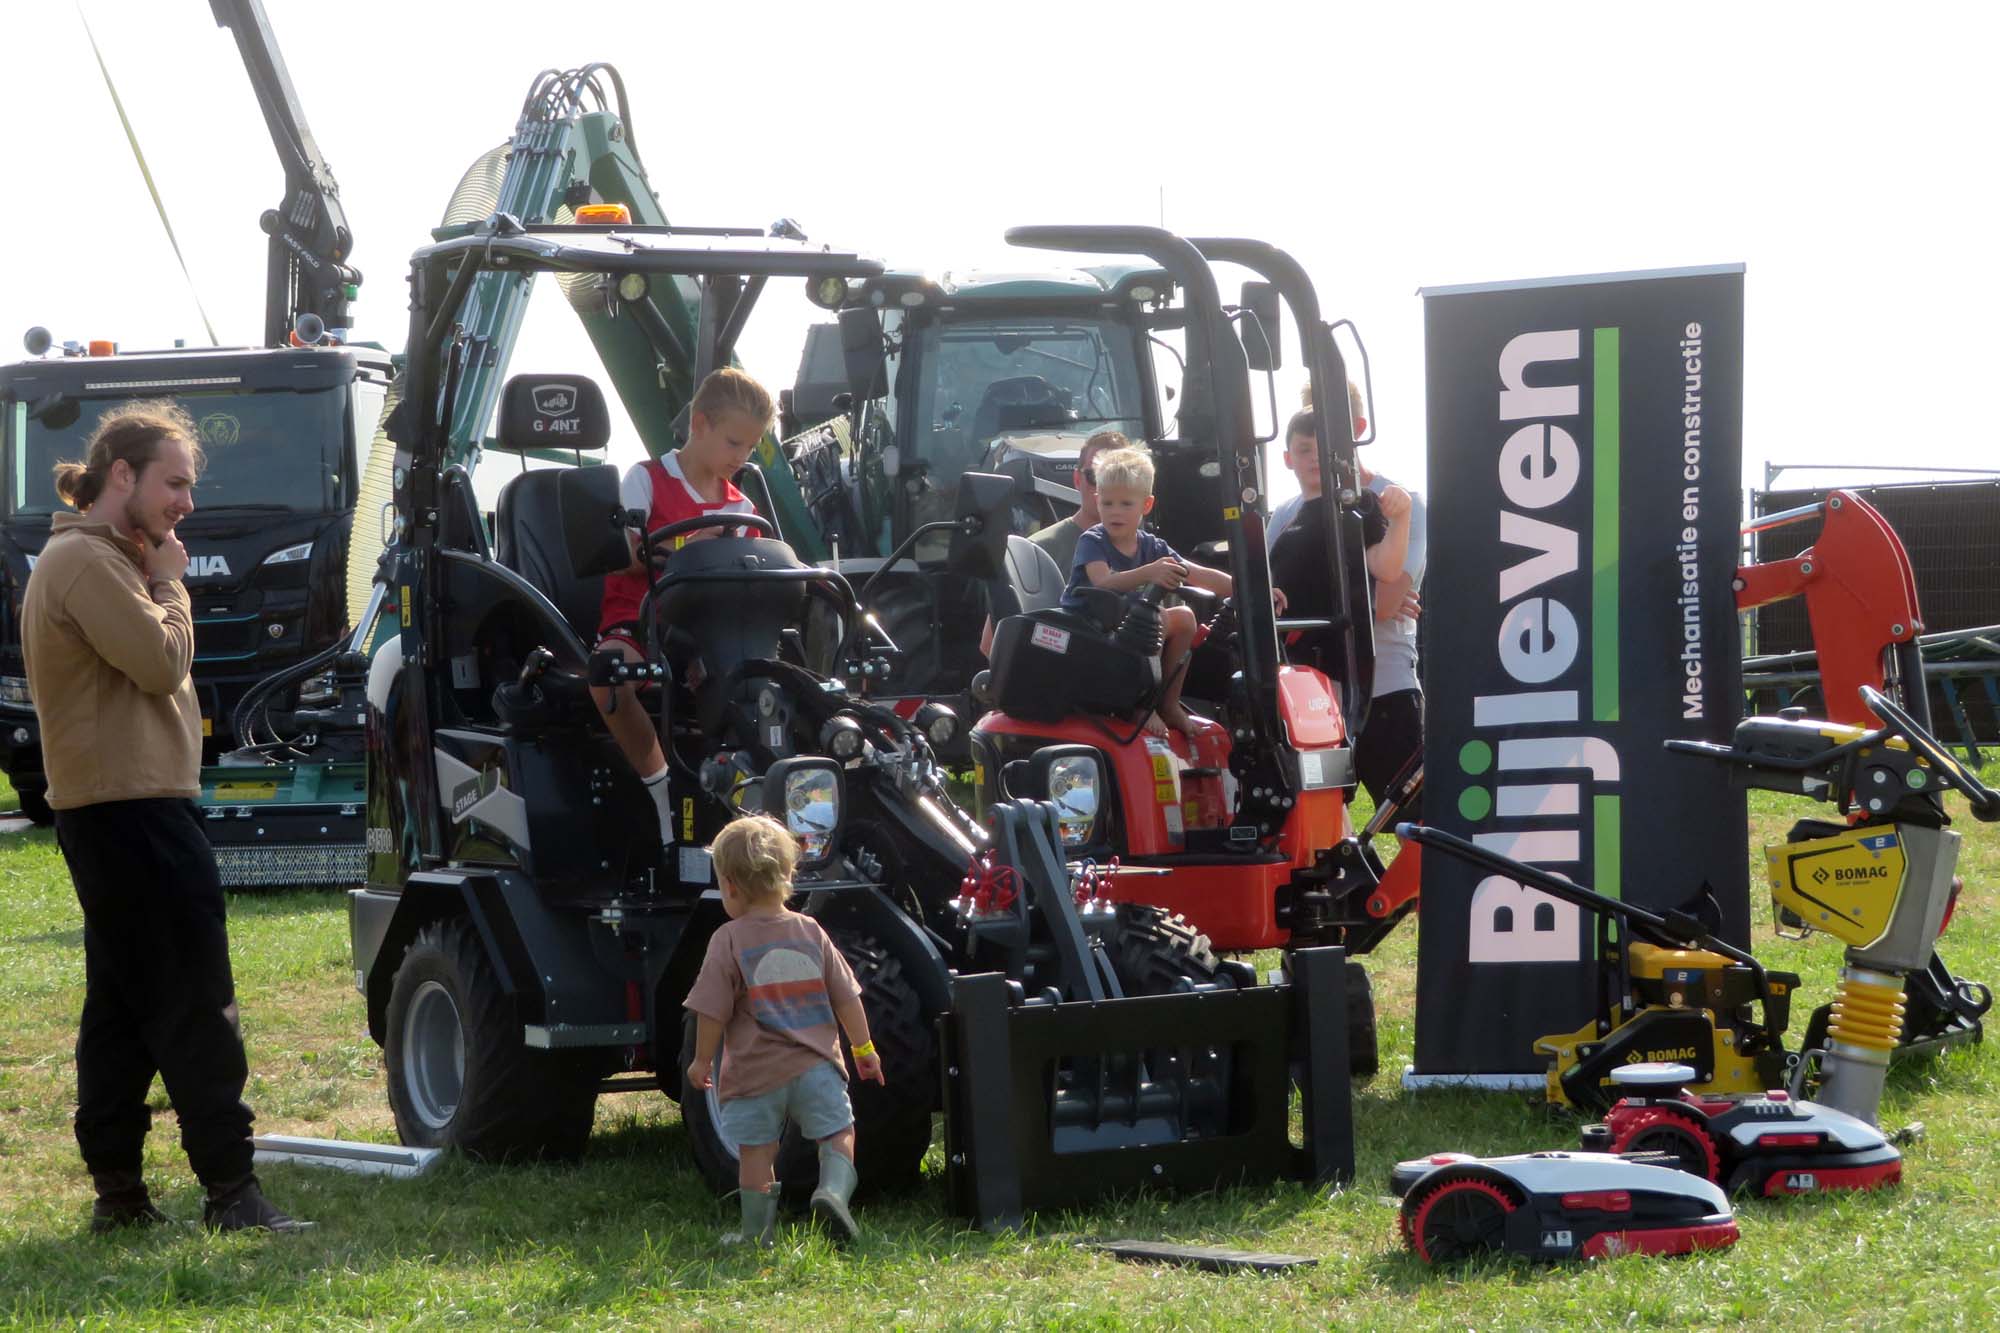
[1026,429,1123,576]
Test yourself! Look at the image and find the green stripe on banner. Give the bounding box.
[1593,327,1620,723]
[1595,794,1622,903]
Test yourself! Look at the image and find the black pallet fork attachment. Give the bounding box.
[942,800,1354,1231]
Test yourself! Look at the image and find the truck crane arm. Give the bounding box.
[209,0,361,346]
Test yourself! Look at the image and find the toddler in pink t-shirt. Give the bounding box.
[684,815,885,1246]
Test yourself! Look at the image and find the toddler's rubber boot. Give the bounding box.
[90,1170,171,1234]
[722,1186,778,1248]
[809,1148,860,1245]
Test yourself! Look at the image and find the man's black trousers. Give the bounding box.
[1354,688,1424,817]
[54,797,254,1184]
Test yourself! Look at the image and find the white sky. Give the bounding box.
[5,0,1996,504]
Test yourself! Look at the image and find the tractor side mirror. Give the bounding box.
[789,323,852,432]
[837,307,887,404]
[1240,280,1281,372]
[946,471,1015,582]
[27,393,80,431]
[557,463,632,579]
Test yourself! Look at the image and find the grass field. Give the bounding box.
[4,766,2000,1330]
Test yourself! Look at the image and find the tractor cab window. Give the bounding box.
[5,387,351,518]
[908,317,1146,543]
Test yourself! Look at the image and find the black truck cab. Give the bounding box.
[0,341,392,820]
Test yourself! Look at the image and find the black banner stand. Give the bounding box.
[1409,265,1748,1085]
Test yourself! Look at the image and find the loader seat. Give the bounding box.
[494,468,606,647]
[987,603,1157,723]
[970,375,1075,444]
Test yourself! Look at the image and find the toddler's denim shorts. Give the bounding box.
[719,1059,854,1145]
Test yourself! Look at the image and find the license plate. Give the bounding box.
[213,780,277,802]
[202,717,214,737]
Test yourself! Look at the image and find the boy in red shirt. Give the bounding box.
[592,369,772,850]
[684,815,885,1246]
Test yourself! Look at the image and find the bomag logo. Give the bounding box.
[1812,863,1889,885]
[1628,1046,1700,1063]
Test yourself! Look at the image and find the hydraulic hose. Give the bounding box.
[228,637,345,758]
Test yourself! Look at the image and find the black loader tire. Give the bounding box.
[384,917,599,1162]
[14,782,52,826]
[1104,903,1231,994]
[1346,960,1380,1079]
[679,927,936,1203]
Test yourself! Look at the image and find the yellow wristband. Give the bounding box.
[851,1040,877,1059]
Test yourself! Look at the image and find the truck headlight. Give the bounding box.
[763,757,843,868]
[0,676,32,707]
[262,541,313,566]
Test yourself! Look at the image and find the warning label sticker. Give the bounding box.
[1031,623,1071,654]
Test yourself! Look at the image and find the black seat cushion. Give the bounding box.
[495,467,608,646]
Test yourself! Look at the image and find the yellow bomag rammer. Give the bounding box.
[1523,686,1998,1121]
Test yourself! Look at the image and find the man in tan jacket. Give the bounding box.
[22,400,307,1234]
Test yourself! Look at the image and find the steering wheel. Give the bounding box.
[646,511,780,551]
[1860,685,2000,820]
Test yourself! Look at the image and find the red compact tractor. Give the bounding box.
[970,230,1406,1069]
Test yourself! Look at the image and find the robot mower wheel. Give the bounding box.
[383,917,600,1162]
[1609,1107,1723,1184]
[1404,1176,1519,1264]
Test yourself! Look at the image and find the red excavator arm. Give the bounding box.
[1737,489,1924,729]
